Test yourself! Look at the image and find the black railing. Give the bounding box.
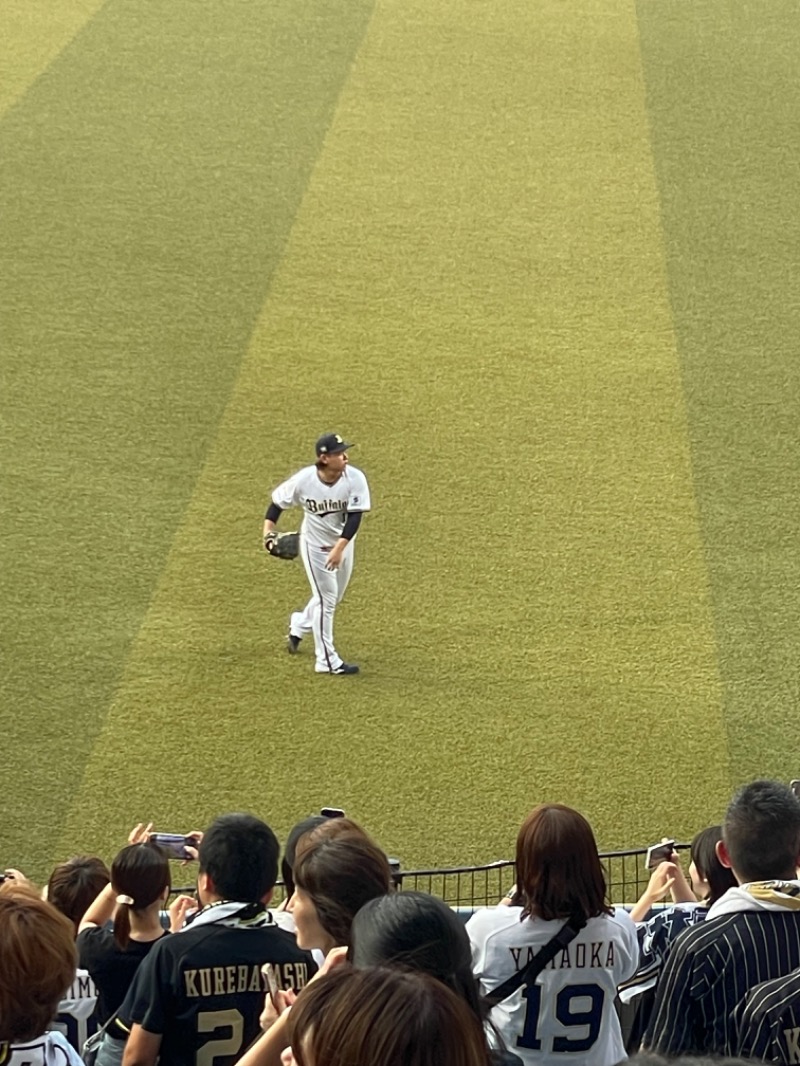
[175,844,688,911]
[389,845,689,910]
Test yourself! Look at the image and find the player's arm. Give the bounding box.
[122,1024,162,1066]
[325,511,363,570]
[264,472,302,549]
[263,503,283,549]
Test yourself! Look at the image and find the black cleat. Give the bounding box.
[287,634,301,655]
[331,662,359,675]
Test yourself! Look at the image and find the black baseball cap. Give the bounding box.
[315,433,353,456]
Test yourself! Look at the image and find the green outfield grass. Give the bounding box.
[1,0,797,883]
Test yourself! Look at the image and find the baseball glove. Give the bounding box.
[264,531,300,560]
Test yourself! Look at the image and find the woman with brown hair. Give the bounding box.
[235,834,393,1066]
[280,966,492,1066]
[0,880,84,1065]
[288,834,393,953]
[466,803,639,1066]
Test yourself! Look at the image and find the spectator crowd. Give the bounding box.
[2,779,800,1066]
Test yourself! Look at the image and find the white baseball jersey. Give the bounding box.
[272,465,370,548]
[52,969,98,1054]
[3,1032,84,1066]
[467,906,638,1066]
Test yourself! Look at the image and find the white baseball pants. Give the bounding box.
[290,536,355,673]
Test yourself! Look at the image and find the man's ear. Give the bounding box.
[261,887,274,906]
[198,872,214,898]
[716,838,733,869]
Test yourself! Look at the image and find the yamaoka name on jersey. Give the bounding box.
[509,940,619,972]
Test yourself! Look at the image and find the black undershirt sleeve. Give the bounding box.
[341,511,363,540]
[264,503,283,523]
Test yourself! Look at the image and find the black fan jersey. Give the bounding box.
[120,920,315,1066]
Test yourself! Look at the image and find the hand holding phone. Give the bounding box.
[150,833,195,861]
[259,964,297,1031]
[262,964,280,1011]
[645,839,676,869]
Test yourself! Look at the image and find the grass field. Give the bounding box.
[2,0,799,883]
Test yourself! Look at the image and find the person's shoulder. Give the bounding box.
[602,907,638,937]
[606,906,635,925]
[656,909,725,958]
[466,904,522,937]
[12,1031,85,1066]
[346,465,368,485]
[76,923,113,955]
[251,921,315,959]
[641,902,707,933]
[180,918,310,958]
[744,967,800,1020]
[288,464,316,483]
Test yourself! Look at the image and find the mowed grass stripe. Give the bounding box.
[61,0,729,869]
[2,0,109,118]
[637,1,800,783]
[0,0,375,879]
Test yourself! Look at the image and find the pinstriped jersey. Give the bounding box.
[272,466,370,548]
[733,967,800,1063]
[644,910,800,1056]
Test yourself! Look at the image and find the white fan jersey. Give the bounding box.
[52,969,98,1054]
[1,1032,84,1066]
[272,465,370,549]
[467,906,638,1066]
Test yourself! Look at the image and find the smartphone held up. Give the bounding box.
[150,833,196,861]
[645,839,676,870]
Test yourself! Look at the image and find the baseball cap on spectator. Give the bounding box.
[316,433,353,456]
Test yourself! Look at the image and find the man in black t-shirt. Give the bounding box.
[119,813,316,1066]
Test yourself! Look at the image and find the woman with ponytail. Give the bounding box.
[77,831,174,1024]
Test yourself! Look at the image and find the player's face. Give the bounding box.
[322,450,348,473]
[288,886,334,953]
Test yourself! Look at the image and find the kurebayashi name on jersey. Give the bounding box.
[509,940,618,972]
[183,961,311,998]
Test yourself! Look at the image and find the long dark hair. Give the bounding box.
[111,843,170,949]
[350,892,483,1022]
[516,804,612,925]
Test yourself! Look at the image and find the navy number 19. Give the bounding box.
[517,983,604,1053]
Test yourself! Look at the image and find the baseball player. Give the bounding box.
[263,433,370,675]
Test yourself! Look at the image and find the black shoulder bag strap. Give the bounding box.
[484,920,581,1009]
